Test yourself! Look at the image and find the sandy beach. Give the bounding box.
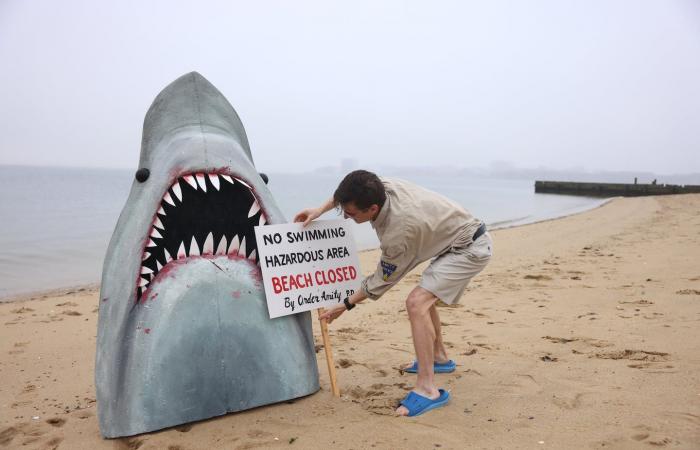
[1,194,699,449]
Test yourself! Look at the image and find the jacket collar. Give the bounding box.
[371,195,390,230]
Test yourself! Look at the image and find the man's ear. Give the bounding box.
[369,204,380,218]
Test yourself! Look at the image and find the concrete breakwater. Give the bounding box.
[535,180,700,197]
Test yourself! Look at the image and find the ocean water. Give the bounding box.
[0,165,606,299]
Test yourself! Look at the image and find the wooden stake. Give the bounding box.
[317,308,340,397]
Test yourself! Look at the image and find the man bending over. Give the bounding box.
[294,170,492,417]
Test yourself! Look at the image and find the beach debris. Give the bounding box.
[592,349,669,361]
[676,289,700,295]
[542,336,577,344]
[524,274,552,281]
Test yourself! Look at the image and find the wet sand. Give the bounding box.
[1,194,699,449]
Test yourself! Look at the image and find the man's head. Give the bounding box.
[333,170,386,224]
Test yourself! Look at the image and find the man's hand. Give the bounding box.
[293,207,323,227]
[293,198,335,227]
[319,304,346,324]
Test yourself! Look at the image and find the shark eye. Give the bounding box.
[259,173,269,184]
[135,168,150,183]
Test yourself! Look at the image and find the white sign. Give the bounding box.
[254,220,362,319]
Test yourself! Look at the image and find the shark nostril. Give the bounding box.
[135,168,150,182]
[259,173,269,184]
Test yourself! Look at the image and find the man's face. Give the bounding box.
[341,202,379,224]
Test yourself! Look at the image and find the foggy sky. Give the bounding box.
[1,1,698,174]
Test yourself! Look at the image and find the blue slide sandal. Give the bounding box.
[399,389,450,417]
[404,359,456,373]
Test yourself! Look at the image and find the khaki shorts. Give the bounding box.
[419,232,493,305]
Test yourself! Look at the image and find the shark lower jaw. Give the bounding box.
[137,172,268,302]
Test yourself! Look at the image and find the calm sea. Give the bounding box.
[0,165,606,299]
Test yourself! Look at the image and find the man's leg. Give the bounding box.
[397,286,441,416]
[429,304,450,364]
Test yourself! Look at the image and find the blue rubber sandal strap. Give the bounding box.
[404,361,419,373]
[405,360,456,374]
[399,389,450,417]
[434,360,456,373]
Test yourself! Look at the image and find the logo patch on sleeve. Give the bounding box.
[381,260,397,281]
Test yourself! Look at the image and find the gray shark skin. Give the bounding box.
[95,72,319,438]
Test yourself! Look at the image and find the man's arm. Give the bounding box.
[293,197,335,227]
[319,289,367,324]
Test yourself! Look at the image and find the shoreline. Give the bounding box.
[0,197,613,304]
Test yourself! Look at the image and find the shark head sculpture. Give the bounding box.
[95,72,319,438]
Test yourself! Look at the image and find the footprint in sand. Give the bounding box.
[118,437,145,449]
[45,418,65,427]
[73,409,93,419]
[0,422,57,448]
[552,392,585,410]
[347,385,385,399]
[497,373,542,397]
[43,436,63,449]
[337,358,355,368]
[591,350,671,368]
[0,427,19,446]
[336,326,365,334]
[247,429,273,439]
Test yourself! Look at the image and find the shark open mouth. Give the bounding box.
[137,172,268,301]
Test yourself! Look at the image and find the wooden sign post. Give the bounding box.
[317,309,340,397]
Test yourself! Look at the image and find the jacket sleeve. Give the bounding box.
[360,241,414,300]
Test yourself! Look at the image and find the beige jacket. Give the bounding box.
[361,177,482,300]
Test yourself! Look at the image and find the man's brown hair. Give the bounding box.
[333,170,386,210]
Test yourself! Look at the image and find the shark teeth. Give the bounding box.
[208,174,220,191]
[228,235,240,255]
[202,232,214,254]
[137,172,269,299]
[183,175,197,189]
[215,235,228,255]
[171,181,183,202]
[189,236,201,256]
[195,174,207,192]
[248,199,261,218]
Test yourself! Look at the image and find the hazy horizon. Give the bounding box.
[1,1,698,175]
